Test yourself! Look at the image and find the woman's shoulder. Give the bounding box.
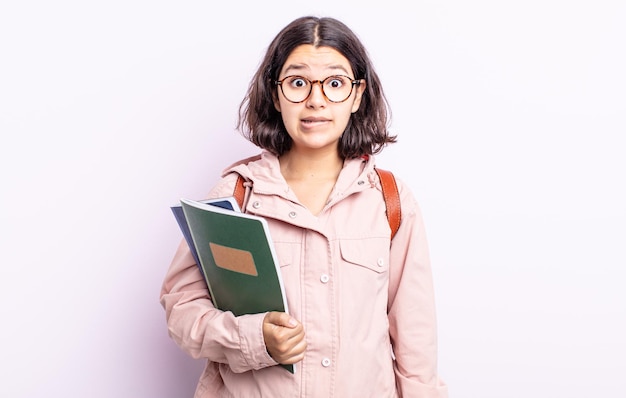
[220,151,280,177]
[208,151,282,198]
[372,165,422,214]
[220,152,264,176]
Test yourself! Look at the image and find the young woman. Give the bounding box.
[161,16,448,398]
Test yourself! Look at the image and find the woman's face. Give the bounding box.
[274,44,365,156]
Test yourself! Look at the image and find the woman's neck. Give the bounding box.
[278,149,344,215]
[279,149,344,182]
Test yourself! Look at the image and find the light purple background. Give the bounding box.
[1,1,624,397]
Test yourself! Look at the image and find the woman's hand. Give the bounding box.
[262,312,307,365]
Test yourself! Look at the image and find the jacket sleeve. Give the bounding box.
[159,174,279,373]
[387,180,449,398]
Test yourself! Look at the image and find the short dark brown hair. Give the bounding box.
[237,16,396,159]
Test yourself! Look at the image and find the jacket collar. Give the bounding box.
[222,151,379,203]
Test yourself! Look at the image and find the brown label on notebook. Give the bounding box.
[209,242,258,276]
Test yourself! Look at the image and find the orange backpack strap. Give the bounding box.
[375,168,402,240]
[233,174,246,210]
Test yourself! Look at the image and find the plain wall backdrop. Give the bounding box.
[1,1,624,397]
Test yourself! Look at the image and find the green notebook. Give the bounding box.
[179,198,294,373]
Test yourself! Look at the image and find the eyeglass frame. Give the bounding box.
[274,75,362,104]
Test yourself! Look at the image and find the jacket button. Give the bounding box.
[288,211,297,218]
[252,201,261,209]
[321,358,331,367]
[377,258,385,267]
[320,274,329,283]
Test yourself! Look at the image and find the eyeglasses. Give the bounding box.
[275,75,361,103]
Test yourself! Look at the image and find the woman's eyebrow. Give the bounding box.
[282,64,351,76]
[326,65,350,75]
[282,64,308,75]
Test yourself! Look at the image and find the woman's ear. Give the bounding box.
[351,80,366,113]
[273,92,281,112]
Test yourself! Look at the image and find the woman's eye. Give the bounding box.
[290,78,307,88]
[328,78,344,88]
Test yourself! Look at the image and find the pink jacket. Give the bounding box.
[160,151,448,398]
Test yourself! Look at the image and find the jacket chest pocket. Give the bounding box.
[339,237,389,274]
[273,241,298,268]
